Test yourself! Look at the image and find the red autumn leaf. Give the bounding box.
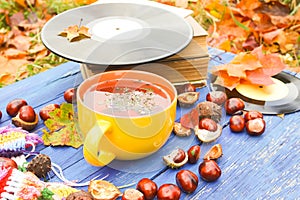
[262,28,284,44]
[245,68,275,85]
[252,46,287,76]
[242,35,259,51]
[253,0,290,16]
[180,107,199,129]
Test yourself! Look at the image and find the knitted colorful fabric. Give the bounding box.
[0,167,79,200]
[0,126,43,158]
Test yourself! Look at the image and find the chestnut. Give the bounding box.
[206,91,227,105]
[175,83,195,94]
[19,105,36,123]
[176,169,198,193]
[0,110,2,120]
[136,178,157,200]
[225,98,245,115]
[198,159,221,182]
[246,118,266,136]
[229,115,245,133]
[157,184,181,200]
[6,99,28,117]
[39,104,60,121]
[199,118,218,132]
[12,105,38,131]
[163,148,188,168]
[64,88,75,103]
[244,110,263,122]
[122,188,145,200]
[187,145,201,164]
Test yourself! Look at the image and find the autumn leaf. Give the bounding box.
[206,0,300,68]
[42,103,83,148]
[180,107,199,129]
[212,45,287,90]
[58,24,91,42]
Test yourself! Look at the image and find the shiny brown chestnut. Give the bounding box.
[157,184,181,200]
[206,91,227,105]
[19,105,36,123]
[229,115,245,133]
[199,118,218,132]
[64,88,75,103]
[176,170,198,193]
[246,118,266,136]
[187,145,201,164]
[6,99,28,117]
[12,107,38,131]
[136,178,157,200]
[0,110,2,120]
[198,159,221,182]
[244,111,263,122]
[225,98,245,115]
[39,104,60,121]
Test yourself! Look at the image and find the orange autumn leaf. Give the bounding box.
[212,45,287,90]
[213,70,240,91]
[59,24,91,42]
[3,48,27,59]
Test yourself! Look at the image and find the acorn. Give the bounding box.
[26,154,52,178]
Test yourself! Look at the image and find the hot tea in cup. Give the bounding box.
[77,70,177,166]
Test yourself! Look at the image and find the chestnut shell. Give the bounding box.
[203,144,223,160]
[173,122,192,137]
[177,92,200,107]
[12,112,39,131]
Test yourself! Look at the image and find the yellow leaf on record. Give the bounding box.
[59,25,91,42]
[78,25,91,37]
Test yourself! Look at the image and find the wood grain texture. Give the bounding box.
[0,48,299,199]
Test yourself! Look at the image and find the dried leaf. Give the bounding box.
[59,25,91,42]
[180,107,199,129]
[212,45,287,90]
[3,48,27,59]
[7,35,31,51]
[42,103,83,148]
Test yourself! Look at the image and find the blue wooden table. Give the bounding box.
[0,48,299,199]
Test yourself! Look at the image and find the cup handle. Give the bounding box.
[83,120,116,166]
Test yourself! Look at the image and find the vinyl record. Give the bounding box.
[209,72,300,114]
[41,3,193,65]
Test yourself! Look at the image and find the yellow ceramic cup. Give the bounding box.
[77,70,177,166]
